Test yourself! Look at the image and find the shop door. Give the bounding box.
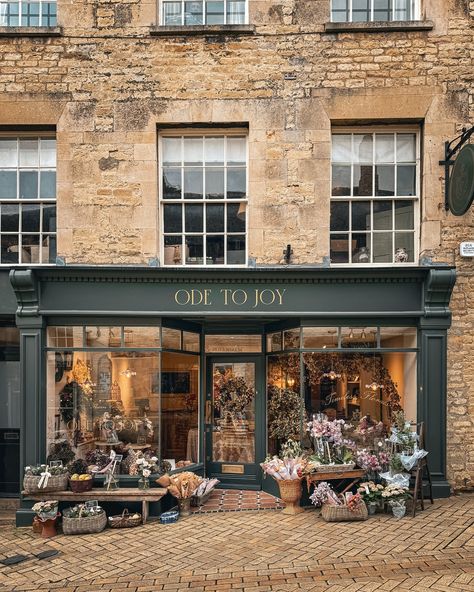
[205,356,264,488]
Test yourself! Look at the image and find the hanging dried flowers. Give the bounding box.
[213,368,254,421]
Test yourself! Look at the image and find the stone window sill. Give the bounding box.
[324,21,434,34]
[150,24,255,37]
[0,26,62,37]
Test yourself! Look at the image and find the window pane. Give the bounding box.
[330,201,349,231]
[186,235,204,264]
[162,137,181,165]
[227,137,246,165]
[204,137,224,165]
[40,171,56,198]
[124,327,160,348]
[352,201,370,231]
[206,1,224,24]
[330,234,349,263]
[22,204,40,232]
[185,1,203,25]
[43,234,56,263]
[267,332,282,352]
[206,235,224,264]
[183,168,203,199]
[0,139,17,166]
[42,204,56,232]
[47,326,83,348]
[85,326,121,347]
[163,169,182,199]
[164,204,182,233]
[21,234,41,264]
[380,327,417,348]
[227,235,245,264]
[375,165,394,196]
[227,0,245,24]
[395,200,414,230]
[19,171,38,199]
[205,168,224,199]
[373,232,393,263]
[183,331,199,352]
[184,137,203,166]
[39,138,56,167]
[1,234,18,264]
[163,2,183,25]
[353,134,373,163]
[373,200,392,230]
[332,134,351,163]
[206,203,224,232]
[164,235,183,264]
[284,329,300,349]
[0,171,17,198]
[206,334,262,353]
[375,134,394,163]
[227,202,246,232]
[397,165,416,196]
[353,165,373,196]
[332,165,351,196]
[1,204,19,231]
[227,168,246,198]
[162,327,181,349]
[185,204,203,232]
[19,139,38,166]
[395,232,415,263]
[397,133,416,162]
[352,233,370,263]
[303,327,339,349]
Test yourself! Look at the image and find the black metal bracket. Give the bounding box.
[439,125,474,211]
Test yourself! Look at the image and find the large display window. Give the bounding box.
[46,325,200,475]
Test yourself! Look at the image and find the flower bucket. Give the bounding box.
[177,497,192,517]
[366,501,377,516]
[392,504,406,519]
[277,479,304,515]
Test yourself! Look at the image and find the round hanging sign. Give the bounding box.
[448,143,474,216]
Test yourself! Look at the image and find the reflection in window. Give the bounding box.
[331,0,417,23]
[162,0,247,26]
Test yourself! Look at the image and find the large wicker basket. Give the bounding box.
[62,509,107,535]
[321,501,368,522]
[23,473,69,495]
[108,509,142,529]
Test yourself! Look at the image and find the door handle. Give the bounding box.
[205,400,212,424]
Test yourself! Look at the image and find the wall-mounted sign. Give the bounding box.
[174,288,286,308]
[448,144,474,216]
[460,242,474,257]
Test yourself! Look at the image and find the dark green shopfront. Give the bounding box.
[0,266,456,523]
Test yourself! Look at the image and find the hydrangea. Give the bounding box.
[309,482,334,507]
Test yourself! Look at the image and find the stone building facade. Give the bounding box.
[0,0,473,497]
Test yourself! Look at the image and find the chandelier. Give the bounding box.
[322,369,341,381]
[365,380,384,392]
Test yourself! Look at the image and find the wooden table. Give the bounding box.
[23,488,167,524]
[306,469,365,494]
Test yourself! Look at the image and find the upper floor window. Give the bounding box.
[161,1,247,26]
[0,1,57,26]
[330,130,419,265]
[331,0,419,23]
[159,132,247,266]
[0,136,57,265]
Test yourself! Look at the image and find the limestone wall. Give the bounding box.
[0,0,473,486]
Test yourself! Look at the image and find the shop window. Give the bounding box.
[0,135,56,265]
[161,0,247,26]
[330,130,419,265]
[331,0,419,23]
[160,133,248,266]
[0,1,57,26]
[302,327,339,349]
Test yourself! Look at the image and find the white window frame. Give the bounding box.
[0,1,57,27]
[0,132,57,266]
[330,0,420,23]
[159,129,249,268]
[159,0,249,26]
[330,126,420,267]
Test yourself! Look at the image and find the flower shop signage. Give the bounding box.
[174,288,287,308]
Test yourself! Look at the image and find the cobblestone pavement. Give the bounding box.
[0,494,473,592]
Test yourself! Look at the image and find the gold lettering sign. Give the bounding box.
[221,464,245,474]
[174,288,286,308]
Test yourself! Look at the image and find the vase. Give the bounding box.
[138,477,150,490]
[367,501,377,515]
[277,478,304,515]
[177,497,191,517]
[40,515,58,538]
[392,504,406,519]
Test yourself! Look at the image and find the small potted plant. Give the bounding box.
[31,501,59,538]
[381,483,412,519]
[357,481,384,515]
[260,439,306,515]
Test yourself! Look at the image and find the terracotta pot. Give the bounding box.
[277,478,304,515]
[40,515,58,538]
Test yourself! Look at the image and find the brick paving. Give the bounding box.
[191,489,284,513]
[0,493,473,591]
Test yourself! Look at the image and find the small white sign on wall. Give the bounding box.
[460,242,474,257]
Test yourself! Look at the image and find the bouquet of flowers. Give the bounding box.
[135,454,159,478]
[157,471,203,499]
[307,415,346,445]
[32,500,58,521]
[381,483,411,503]
[260,439,307,481]
[309,482,341,507]
[357,481,384,503]
[355,449,390,475]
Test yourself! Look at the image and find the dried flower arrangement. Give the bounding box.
[157,472,203,499]
[267,386,304,442]
[213,368,254,422]
[260,439,307,481]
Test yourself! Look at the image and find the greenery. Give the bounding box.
[267,386,304,441]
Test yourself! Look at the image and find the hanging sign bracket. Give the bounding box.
[440,125,474,211]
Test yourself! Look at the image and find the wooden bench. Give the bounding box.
[23,488,168,524]
[306,469,365,494]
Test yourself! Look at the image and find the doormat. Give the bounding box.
[191,489,284,513]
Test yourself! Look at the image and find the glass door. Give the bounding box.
[205,356,264,488]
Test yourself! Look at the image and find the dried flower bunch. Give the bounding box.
[193,478,220,497]
[267,386,304,441]
[157,472,203,499]
[32,501,58,516]
[213,368,255,421]
[25,464,68,476]
[63,503,104,518]
[260,441,307,481]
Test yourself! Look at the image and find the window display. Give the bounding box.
[46,326,200,475]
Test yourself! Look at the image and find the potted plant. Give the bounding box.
[306,415,356,472]
[357,481,384,514]
[32,501,59,538]
[260,439,306,515]
[381,483,412,518]
[135,454,159,490]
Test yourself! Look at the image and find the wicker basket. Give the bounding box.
[62,509,107,535]
[314,463,356,473]
[321,501,368,522]
[69,477,93,493]
[108,509,142,529]
[23,473,69,494]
